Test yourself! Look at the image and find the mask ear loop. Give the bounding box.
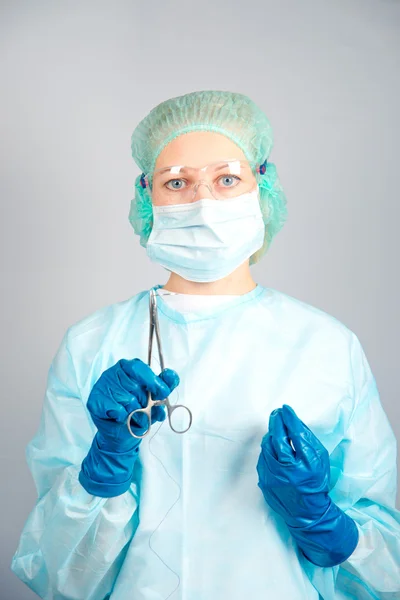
[128,173,153,247]
[257,159,268,177]
[251,158,288,265]
[140,172,148,189]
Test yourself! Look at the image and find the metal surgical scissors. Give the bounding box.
[126,289,193,439]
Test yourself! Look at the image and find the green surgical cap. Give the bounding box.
[129,90,288,263]
[131,90,274,176]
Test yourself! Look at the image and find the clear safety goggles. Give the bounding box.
[139,158,268,202]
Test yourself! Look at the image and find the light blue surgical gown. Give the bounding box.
[11,285,400,599]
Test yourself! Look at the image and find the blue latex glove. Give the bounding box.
[257,404,359,567]
[79,358,180,497]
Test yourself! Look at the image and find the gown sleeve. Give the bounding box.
[303,332,400,599]
[10,328,140,600]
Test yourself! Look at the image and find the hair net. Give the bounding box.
[129,90,288,263]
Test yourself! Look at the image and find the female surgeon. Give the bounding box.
[11,90,400,600]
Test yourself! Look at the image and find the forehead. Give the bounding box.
[154,131,247,170]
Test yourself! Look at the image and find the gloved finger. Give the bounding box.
[87,386,136,421]
[281,404,323,459]
[104,404,129,423]
[129,407,151,430]
[260,433,293,483]
[106,385,147,418]
[159,368,180,394]
[260,431,278,462]
[129,405,166,431]
[269,409,296,463]
[98,361,145,401]
[115,360,149,405]
[106,395,144,423]
[124,359,171,400]
[268,408,279,430]
[125,396,167,424]
[151,404,167,423]
[123,395,144,416]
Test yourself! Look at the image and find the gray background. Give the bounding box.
[1,1,399,597]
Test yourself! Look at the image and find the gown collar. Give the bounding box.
[150,283,269,324]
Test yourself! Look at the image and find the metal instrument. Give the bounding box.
[127,289,193,438]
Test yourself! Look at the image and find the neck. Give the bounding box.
[162,261,257,295]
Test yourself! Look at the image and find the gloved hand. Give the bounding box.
[79,358,180,498]
[256,404,359,567]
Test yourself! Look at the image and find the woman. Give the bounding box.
[11,90,400,599]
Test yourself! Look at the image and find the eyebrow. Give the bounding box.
[214,162,233,171]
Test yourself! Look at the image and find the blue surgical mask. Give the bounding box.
[146,188,265,282]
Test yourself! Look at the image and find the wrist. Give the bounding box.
[288,500,360,567]
[79,434,140,498]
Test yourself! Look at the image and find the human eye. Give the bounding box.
[165,178,187,191]
[217,173,241,188]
